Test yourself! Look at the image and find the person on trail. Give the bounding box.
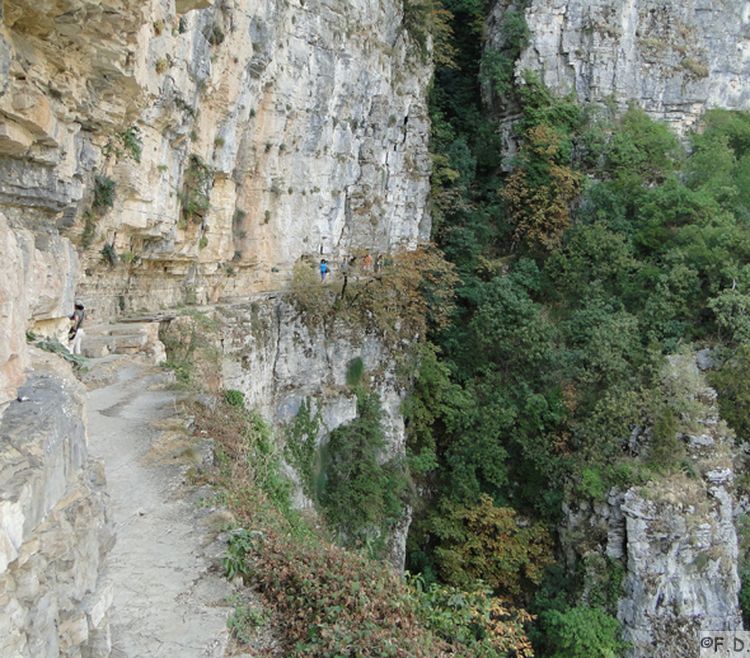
[320,258,330,283]
[68,301,85,356]
[374,254,383,273]
[362,252,373,273]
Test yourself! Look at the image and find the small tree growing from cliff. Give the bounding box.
[317,388,413,556]
[179,155,213,226]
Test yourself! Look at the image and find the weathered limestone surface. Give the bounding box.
[488,0,750,133]
[161,296,411,568]
[561,355,742,658]
[0,351,114,658]
[0,0,432,318]
[0,212,77,409]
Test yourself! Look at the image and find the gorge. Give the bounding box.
[1,1,750,656]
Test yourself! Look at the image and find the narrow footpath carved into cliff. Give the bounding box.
[85,358,232,658]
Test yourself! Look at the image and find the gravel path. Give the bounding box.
[86,359,232,658]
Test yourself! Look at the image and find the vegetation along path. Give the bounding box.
[86,357,232,657]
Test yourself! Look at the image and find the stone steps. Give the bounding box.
[82,322,166,364]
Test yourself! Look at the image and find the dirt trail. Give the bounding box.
[86,358,232,658]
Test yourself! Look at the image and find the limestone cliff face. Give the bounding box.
[561,354,742,658]
[488,0,750,133]
[0,351,114,657]
[0,0,431,318]
[162,297,412,569]
[0,0,431,653]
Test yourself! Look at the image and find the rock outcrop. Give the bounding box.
[561,354,742,658]
[0,0,431,318]
[487,0,750,133]
[161,295,412,569]
[0,351,114,657]
[0,213,78,409]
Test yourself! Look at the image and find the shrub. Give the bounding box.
[402,0,456,67]
[100,242,117,266]
[431,494,554,598]
[102,125,143,163]
[180,155,213,224]
[284,397,321,498]
[539,606,627,658]
[411,576,535,657]
[93,175,116,210]
[709,344,750,440]
[247,532,452,657]
[318,389,412,556]
[223,389,245,408]
[346,356,364,387]
[195,395,461,657]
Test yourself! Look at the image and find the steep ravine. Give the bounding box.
[3,0,750,656]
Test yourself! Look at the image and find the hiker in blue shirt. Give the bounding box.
[320,258,329,283]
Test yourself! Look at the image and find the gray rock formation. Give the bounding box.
[161,296,412,569]
[0,351,114,657]
[488,0,750,133]
[561,354,742,658]
[0,2,430,650]
[0,0,432,317]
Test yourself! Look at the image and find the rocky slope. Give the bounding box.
[161,296,412,568]
[0,350,113,657]
[561,354,743,657]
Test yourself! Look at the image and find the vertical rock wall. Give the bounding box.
[0,0,431,651]
[0,0,432,317]
[487,0,750,133]
[161,297,412,568]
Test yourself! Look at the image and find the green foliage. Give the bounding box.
[93,175,116,211]
[223,389,245,408]
[479,9,529,101]
[410,575,535,657]
[100,242,117,266]
[180,154,213,224]
[318,389,412,556]
[539,606,627,658]
[288,247,457,346]
[284,398,321,498]
[195,391,468,658]
[244,533,453,657]
[416,7,750,648]
[431,494,554,597]
[709,345,750,440]
[119,126,143,163]
[103,126,143,162]
[35,336,86,368]
[738,517,750,628]
[224,528,256,579]
[403,343,463,477]
[603,107,681,183]
[709,288,750,344]
[227,602,268,645]
[403,0,456,66]
[345,356,364,387]
[581,553,625,614]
